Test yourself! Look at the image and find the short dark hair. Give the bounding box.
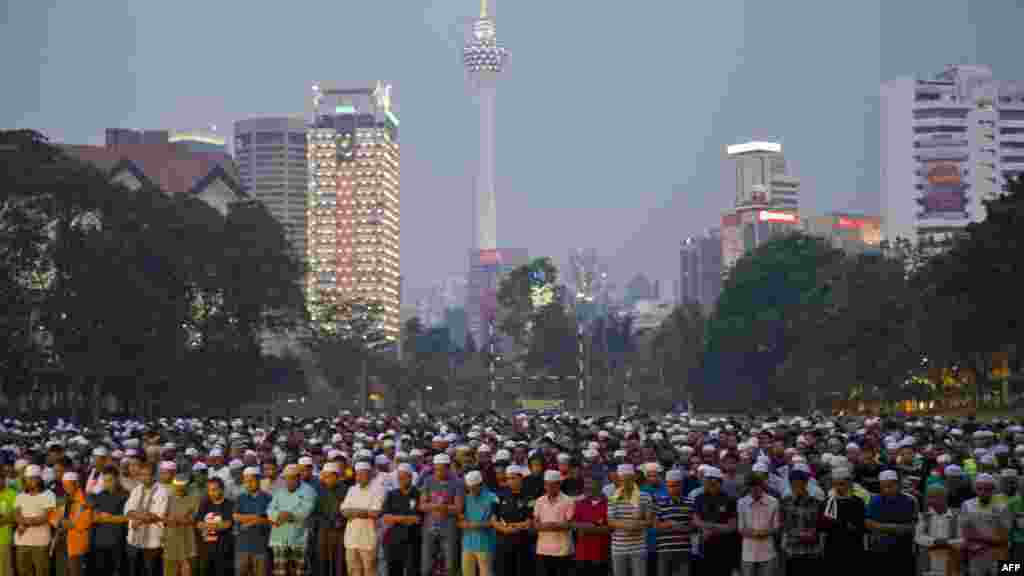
[207,477,225,490]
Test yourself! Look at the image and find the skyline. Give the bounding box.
[4,1,1023,303]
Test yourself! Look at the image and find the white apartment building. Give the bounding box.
[881,65,1024,253]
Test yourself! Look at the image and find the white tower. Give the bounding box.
[463,0,508,251]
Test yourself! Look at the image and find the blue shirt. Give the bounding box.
[866,493,916,553]
[236,491,272,554]
[641,483,667,551]
[462,488,498,554]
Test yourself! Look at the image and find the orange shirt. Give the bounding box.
[51,489,93,557]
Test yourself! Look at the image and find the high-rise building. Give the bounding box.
[680,228,722,313]
[307,83,401,341]
[881,65,1024,255]
[170,129,228,154]
[466,248,527,347]
[721,141,802,269]
[805,212,883,255]
[234,117,308,263]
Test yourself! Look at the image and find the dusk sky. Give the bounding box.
[4,1,1022,303]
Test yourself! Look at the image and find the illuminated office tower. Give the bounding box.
[307,82,401,341]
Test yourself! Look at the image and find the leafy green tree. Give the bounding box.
[704,233,845,411]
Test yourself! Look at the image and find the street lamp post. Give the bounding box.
[577,326,585,413]
[488,319,496,411]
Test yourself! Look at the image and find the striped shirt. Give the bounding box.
[653,494,690,553]
[608,489,652,556]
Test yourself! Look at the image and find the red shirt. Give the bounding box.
[573,496,610,562]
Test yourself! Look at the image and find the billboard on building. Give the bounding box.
[721,213,743,269]
[918,160,969,219]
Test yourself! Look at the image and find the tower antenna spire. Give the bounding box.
[480,0,488,19]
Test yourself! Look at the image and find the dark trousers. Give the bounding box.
[204,549,234,576]
[128,547,161,576]
[697,547,732,576]
[495,539,530,576]
[92,546,125,576]
[646,551,657,576]
[386,542,419,576]
[785,556,820,576]
[575,560,609,575]
[318,527,345,576]
[537,555,573,576]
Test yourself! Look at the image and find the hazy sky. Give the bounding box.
[4,1,1022,302]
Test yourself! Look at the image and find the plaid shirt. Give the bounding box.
[780,493,823,557]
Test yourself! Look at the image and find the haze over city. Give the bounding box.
[3,0,1022,302]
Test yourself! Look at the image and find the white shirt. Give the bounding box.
[14,490,56,547]
[124,483,170,549]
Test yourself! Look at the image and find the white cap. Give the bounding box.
[160,461,177,472]
[618,463,635,476]
[354,462,372,472]
[752,462,770,474]
[229,459,244,470]
[62,472,79,483]
[397,463,413,474]
[976,472,996,485]
[24,464,41,478]
[298,456,314,466]
[433,454,451,465]
[703,466,724,480]
[209,448,223,457]
[879,470,899,482]
[477,444,491,454]
[543,470,562,483]
[243,467,261,478]
[666,469,684,482]
[831,467,851,480]
[92,447,109,457]
[321,463,340,475]
[506,465,526,477]
[557,453,570,463]
[283,464,300,476]
[465,471,483,486]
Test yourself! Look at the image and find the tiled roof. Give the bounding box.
[61,142,238,197]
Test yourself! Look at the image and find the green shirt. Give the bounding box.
[0,487,18,546]
[1007,496,1024,544]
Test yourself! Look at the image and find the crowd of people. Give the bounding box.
[0,410,1020,576]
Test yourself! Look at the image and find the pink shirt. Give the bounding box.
[737,494,780,563]
[533,492,575,557]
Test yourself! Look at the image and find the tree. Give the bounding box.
[496,257,560,349]
[704,233,845,411]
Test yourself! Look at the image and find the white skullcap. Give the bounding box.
[975,473,996,485]
[752,462,770,473]
[846,443,860,451]
[543,470,562,483]
[374,454,390,465]
[557,453,570,463]
[477,444,491,454]
[354,462,372,472]
[283,464,300,476]
[793,462,811,474]
[495,449,511,461]
[321,463,340,475]
[209,448,223,457]
[666,469,684,482]
[703,466,724,480]
[879,470,899,482]
[618,463,635,476]
[465,471,483,486]
[298,456,314,466]
[243,466,261,477]
[92,447,109,457]
[944,464,963,477]
[397,463,413,474]
[1001,468,1018,478]
[937,454,951,464]
[433,454,451,465]
[229,459,244,470]
[160,461,177,472]
[831,467,851,480]
[62,472,79,483]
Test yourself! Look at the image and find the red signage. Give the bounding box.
[836,217,864,229]
[478,249,500,265]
